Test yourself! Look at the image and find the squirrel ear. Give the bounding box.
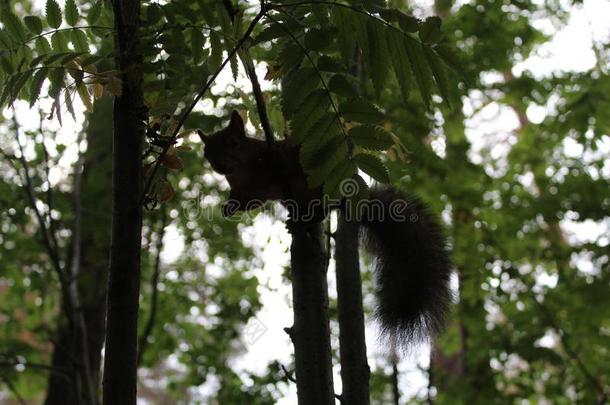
[229,110,245,136]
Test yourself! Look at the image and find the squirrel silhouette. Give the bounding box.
[199,110,452,347]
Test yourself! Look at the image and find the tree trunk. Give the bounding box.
[335,212,369,405]
[44,98,113,405]
[102,0,144,403]
[288,221,335,405]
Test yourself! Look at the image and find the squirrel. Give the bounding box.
[199,110,452,347]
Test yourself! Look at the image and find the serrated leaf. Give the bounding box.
[291,89,329,144]
[419,16,442,44]
[348,125,393,151]
[71,29,89,52]
[404,36,432,109]
[328,74,358,98]
[323,159,357,199]
[387,29,413,104]
[304,136,348,188]
[87,1,102,25]
[11,72,30,103]
[51,31,69,52]
[64,0,79,26]
[0,29,14,49]
[338,98,383,124]
[65,88,75,119]
[29,67,48,106]
[207,31,222,72]
[331,6,355,64]
[367,20,390,98]
[282,67,320,117]
[434,44,466,78]
[300,113,341,160]
[0,55,14,74]
[304,28,332,51]
[2,12,26,42]
[251,23,286,45]
[423,44,450,107]
[35,37,52,54]
[47,67,64,98]
[190,27,205,63]
[77,82,92,111]
[278,42,304,75]
[230,54,238,81]
[354,153,389,183]
[46,0,62,29]
[24,16,43,35]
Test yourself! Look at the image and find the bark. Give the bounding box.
[287,221,335,405]
[335,212,369,405]
[102,0,144,403]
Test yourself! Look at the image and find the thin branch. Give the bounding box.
[137,209,168,366]
[39,110,60,256]
[0,375,27,405]
[140,5,269,205]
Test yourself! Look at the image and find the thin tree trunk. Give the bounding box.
[102,0,144,403]
[335,212,369,405]
[287,221,335,405]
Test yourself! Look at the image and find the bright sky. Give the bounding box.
[4,0,609,403]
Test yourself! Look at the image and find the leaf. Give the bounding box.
[348,125,394,151]
[10,72,30,103]
[304,28,332,51]
[354,153,389,183]
[387,29,413,104]
[77,82,92,111]
[71,29,89,53]
[207,31,222,72]
[300,113,342,159]
[282,67,320,117]
[404,36,433,109]
[190,27,205,63]
[317,56,343,73]
[419,16,443,44]
[367,20,390,98]
[160,154,183,170]
[1,11,26,42]
[290,89,329,144]
[0,55,14,74]
[278,43,304,75]
[87,1,102,25]
[379,9,420,33]
[0,29,14,49]
[65,88,75,119]
[35,37,52,54]
[46,0,62,29]
[434,44,466,78]
[251,23,286,45]
[423,44,450,107]
[24,16,43,35]
[146,3,163,25]
[47,67,64,98]
[328,74,358,98]
[29,67,48,107]
[64,0,79,26]
[323,158,357,199]
[159,182,175,202]
[338,98,383,124]
[51,31,69,52]
[330,6,355,64]
[304,136,348,188]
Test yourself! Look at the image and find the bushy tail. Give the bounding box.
[358,186,452,348]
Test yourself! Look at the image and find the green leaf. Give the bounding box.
[300,113,342,158]
[328,74,358,98]
[51,31,69,52]
[348,125,394,151]
[387,29,413,104]
[29,53,49,68]
[46,0,62,29]
[304,28,332,51]
[354,153,390,183]
[29,67,48,106]
[323,159,357,199]
[35,37,52,54]
[10,72,30,102]
[282,67,320,117]
[331,6,355,64]
[146,4,163,25]
[278,43,304,75]
[419,16,442,44]
[304,136,348,188]
[0,55,14,74]
[0,29,14,49]
[404,36,433,109]
[65,0,79,26]
[379,9,420,33]
[24,16,43,35]
[367,20,390,98]
[423,44,450,107]
[2,12,26,42]
[207,31,222,72]
[338,98,383,124]
[317,56,343,73]
[190,27,205,63]
[434,44,466,78]
[251,23,286,45]
[290,89,329,144]
[71,29,89,53]
[87,1,102,25]
[47,66,64,98]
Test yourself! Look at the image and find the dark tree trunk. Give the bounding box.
[44,98,113,405]
[288,221,335,405]
[335,212,370,405]
[102,0,144,403]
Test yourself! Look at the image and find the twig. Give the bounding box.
[137,208,168,366]
[0,375,27,405]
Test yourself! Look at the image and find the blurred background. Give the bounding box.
[0,0,608,403]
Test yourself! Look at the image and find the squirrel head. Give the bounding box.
[199,110,246,175]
